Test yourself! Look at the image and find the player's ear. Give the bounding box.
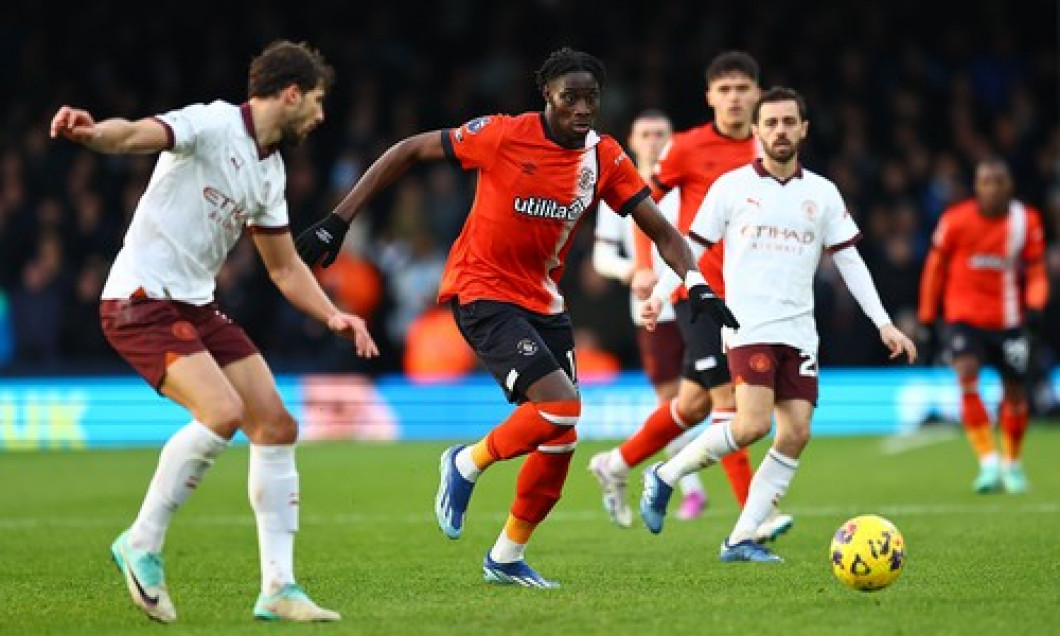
[282,84,302,105]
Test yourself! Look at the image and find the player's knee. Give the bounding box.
[739,415,774,444]
[251,409,299,445]
[778,423,811,453]
[202,397,246,436]
[676,400,709,425]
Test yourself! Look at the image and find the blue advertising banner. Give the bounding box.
[0,369,1055,450]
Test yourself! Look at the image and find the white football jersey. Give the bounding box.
[692,161,860,353]
[102,100,288,305]
[595,188,680,325]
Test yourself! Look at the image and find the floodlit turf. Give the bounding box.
[1,424,1058,635]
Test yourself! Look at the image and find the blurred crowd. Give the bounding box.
[1,1,1057,400]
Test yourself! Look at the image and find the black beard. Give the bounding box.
[277,127,306,154]
[764,140,798,164]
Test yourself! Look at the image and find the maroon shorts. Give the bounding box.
[100,295,258,391]
[728,343,818,406]
[635,320,683,386]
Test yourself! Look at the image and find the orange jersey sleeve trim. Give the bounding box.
[1026,261,1050,310]
[918,248,946,323]
[633,223,654,270]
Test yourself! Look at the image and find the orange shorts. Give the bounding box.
[100,295,257,391]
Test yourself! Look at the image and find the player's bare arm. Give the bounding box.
[49,106,170,154]
[630,198,737,331]
[296,131,447,267]
[630,199,693,281]
[253,230,379,358]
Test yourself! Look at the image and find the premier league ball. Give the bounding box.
[830,514,906,591]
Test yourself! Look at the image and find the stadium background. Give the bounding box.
[0,0,1057,417]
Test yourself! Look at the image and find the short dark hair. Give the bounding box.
[752,86,808,123]
[247,40,335,99]
[535,47,607,91]
[635,108,670,122]
[705,51,759,86]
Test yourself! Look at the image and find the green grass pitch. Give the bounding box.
[1,425,1058,635]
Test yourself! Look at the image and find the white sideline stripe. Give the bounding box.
[880,428,960,455]
[0,502,1055,531]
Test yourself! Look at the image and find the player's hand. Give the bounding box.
[631,268,658,301]
[688,284,740,330]
[639,296,663,332]
[296,213,349,268]
[881,324,917,364]
[326,312,379,358]
[49,106,97,144]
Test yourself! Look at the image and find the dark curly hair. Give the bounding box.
[535,47,606,91]
[247,39,335,99]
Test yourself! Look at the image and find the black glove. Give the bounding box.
[295,213,350,267]
[916,322,938,365]
[1025,309,1044,337]
[688,283,740,329]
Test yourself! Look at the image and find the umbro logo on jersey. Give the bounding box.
[230,156,243,170]
[520,162,537,175]
[746,197,761,207]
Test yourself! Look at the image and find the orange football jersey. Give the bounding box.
[919,199,1047,329]
[439,113,649,314]
[635,122,757,299]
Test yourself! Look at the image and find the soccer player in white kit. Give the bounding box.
[49,40,378,622]
[591,110,709,523]
[637,87,917,561]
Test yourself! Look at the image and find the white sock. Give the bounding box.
[666,426,705,497]
[454,447,482,481]
[605,448,630,477]
[981,452,1000,469]
[489,531,526,564]
[249,444,299,594]
[677,473,706,497]
[128,421,228,553]
[728,448,798,544]
[658,420,738,486]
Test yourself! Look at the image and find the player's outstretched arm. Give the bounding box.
[832,246,916,363]
[297,130,448,267]
[49,106,169,154]
[254,230,379,358]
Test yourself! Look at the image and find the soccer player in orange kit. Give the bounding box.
[919,158,1049,494]
[296,47,738,587]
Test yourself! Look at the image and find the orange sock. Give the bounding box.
[485,400,580,461]
[469,440,496,471]
[503,514,537,544]
[999,399,1029,461]
[510,427,577,524]
[960,390,995,458]
[618,400,690,467]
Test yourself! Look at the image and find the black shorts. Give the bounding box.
[450,299,576,403]
[944,322,1030,382]
[674,299,731,389]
